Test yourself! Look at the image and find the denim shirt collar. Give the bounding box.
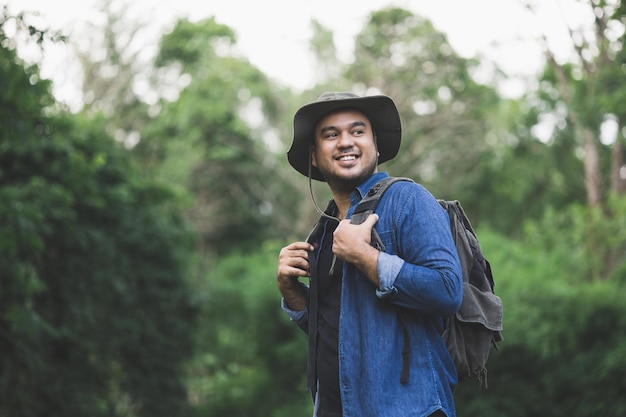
[347,172,389,217]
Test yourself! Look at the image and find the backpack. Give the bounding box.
[350,176,503,388]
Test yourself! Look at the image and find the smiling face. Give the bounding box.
[311,108,379,193]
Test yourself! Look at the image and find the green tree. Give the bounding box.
[139,17,303,254]
[468,100,587,235]
[527,0,626,206]
[0,12,197,416]
[511,0,626,276]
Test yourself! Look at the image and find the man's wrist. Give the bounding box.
[277,275,300,290]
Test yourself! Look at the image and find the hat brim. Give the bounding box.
[287,95,401,181]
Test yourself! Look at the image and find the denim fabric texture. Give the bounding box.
[283,172,463,417]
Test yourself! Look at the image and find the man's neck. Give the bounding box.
[332,192,352,220]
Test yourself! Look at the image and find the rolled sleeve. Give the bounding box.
[281,298,307,322]
[375,251,404,298]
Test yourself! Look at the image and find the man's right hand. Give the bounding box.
[276,241,313,311]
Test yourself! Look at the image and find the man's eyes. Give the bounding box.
[322,130,364,139]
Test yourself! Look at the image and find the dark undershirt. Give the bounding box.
[315,220,343,415]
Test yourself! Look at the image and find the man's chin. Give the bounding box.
[324,169,375,191]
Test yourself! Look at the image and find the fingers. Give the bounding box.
[340,213,378,238]
[363,213,379,228]
[277,242,313,280]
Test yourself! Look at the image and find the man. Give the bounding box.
[277,91,463,417]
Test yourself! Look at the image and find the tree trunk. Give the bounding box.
[582,126,602,207]
[544,50,603,208]
[610,132,626,195]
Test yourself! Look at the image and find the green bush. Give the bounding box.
[189,242,310,417]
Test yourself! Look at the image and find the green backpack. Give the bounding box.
[351,177,503,388]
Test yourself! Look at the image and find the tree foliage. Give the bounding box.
[137,17,304,254]
[467,102,588,235]
[530,0,626,206]
[0,11,197,417]
[187,245,310,417]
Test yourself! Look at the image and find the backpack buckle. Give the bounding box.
[368,183,382,196]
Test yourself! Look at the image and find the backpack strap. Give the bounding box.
[351,176,414,384]
[351,177,413,251]
[305,200,337,394]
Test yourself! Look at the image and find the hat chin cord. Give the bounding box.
[308,148,341,275]
[308,147,340,223]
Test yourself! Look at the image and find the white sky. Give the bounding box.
[6,0,593,108]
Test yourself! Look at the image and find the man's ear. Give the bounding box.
[374,134,380,159]
[310,145,318,168]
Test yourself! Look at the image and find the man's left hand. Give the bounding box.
[332,213,379,265]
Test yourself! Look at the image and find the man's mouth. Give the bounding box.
[337,155,357,161]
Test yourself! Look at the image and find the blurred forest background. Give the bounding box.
[1,0,625,416]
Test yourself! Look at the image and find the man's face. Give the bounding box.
[311,109,379,189]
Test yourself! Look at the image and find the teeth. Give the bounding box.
[339,155,356,161]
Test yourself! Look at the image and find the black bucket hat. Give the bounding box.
[287,91,402,181]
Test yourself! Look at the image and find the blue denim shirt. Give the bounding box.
[282,172,463,417]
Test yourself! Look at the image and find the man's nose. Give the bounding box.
[337,132,354,147]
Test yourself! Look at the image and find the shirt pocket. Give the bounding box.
[376,229,396,255]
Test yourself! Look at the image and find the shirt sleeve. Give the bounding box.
[375,251,404,298]
[281,298,308,322]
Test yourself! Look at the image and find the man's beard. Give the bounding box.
[323,162,377,194]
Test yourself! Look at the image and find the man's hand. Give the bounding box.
[276,241,313,311]
[332,214,380,285]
